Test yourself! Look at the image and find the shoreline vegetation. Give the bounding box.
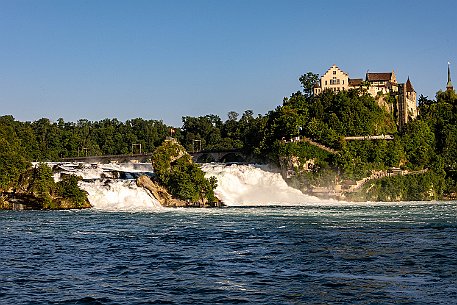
[147,138,220,208]
[2,72,457,209]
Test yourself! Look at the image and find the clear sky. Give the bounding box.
[0,0,455,127]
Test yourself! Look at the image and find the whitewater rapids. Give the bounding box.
[50,162,163,211]
[79,180,163,212]
[52,162,327,210]
[201,163,324,206]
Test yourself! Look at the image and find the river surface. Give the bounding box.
[1,203,457,305]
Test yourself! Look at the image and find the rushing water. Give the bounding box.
[72,163,328,210]
[1,203,457,305]
[201,163,324,206]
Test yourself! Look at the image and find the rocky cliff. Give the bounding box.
[136,175,188,207]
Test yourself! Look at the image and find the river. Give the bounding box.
[1,163,456,304]
[1,203,456,304]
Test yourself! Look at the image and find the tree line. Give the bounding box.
[2,72,457,202]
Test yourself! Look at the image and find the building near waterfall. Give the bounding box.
[312,64,363,94]
[313,64,417,129]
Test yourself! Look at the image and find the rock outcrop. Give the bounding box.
[136,175,188,207]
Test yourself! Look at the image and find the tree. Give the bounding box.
[0,119,31,191]
[299,72,319,97]
[402,120,435,169]
[151,140,218,204]
[227,111,239,121]
[28,163,55,206]
[56,175,88,208]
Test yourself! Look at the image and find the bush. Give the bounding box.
[56,175,87,208]
[152,139,218,203]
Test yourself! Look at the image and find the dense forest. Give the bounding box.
[2,73,457,204]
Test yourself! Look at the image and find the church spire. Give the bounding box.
[447,62,454,91]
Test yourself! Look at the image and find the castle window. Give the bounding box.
[333,71,336,75]
[325,80,327,85]
[330,77,340,85]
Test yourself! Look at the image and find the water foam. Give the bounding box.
[54,162,331,210]
[49,162,162,211]
[79,179,163,212]
[201,163,326,206]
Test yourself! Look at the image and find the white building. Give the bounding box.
[313,64,417,129]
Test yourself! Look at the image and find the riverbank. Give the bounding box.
[284,166,449,202]
[0,192,91,211]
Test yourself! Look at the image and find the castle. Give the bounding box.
[313,64,417,130]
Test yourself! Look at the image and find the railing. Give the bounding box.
[344,135,394,141]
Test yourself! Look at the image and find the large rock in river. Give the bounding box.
[136,175,187,207]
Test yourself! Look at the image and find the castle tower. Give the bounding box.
[447,62,454,91]
[397,77,417,130]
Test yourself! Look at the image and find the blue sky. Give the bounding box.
[0,0,455,127]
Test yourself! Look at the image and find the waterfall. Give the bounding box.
[79,179,163,212]
[51,162,162,211]
[52,162,329,210]
[200,163,325,206]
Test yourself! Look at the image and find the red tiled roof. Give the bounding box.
[366,73,393,82]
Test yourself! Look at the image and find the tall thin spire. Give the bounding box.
[447,62,454,91]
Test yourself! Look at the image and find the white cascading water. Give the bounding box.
[79,180,163,212]
[201,163,325,206]
[52,162,328,210]
[49,162,163,211]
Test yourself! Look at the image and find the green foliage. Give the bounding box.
[401,120,435,169]
[262,89,396,155]
[24,164,88,208]
[28,163,55,207]
[151,139,189,183]
[179,111,267,157]
[299,72,319,97]
[280,141,331,162]
[0,116,173,161]
[151,140,218,203]
[167,158,217,202]
[0,117,88,208]
[0,118,31,191]
[3,68,457,203]
[261,74,457,200]
[56,175,88,208]
[357,171,446,202]
[261,86,399,182]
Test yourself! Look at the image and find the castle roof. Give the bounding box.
[405,77,415,92]
[348,78,363,86]
[366,72,394,82]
